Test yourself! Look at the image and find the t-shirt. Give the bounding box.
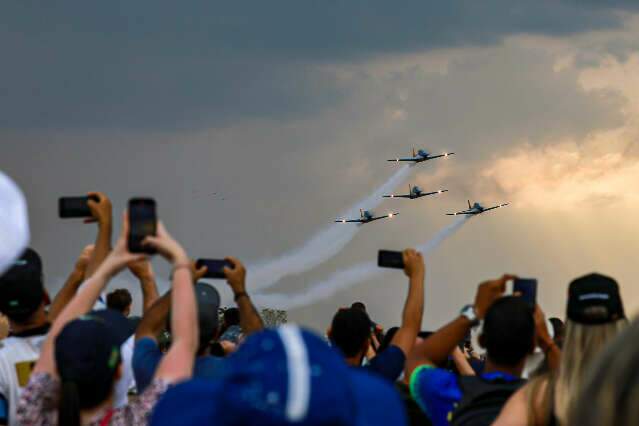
[410,365,519,426]
[114,335,136,407]
[133,337,224,393]
[16,372,168,425]
[0,325,48,426]
[364,345,406,382]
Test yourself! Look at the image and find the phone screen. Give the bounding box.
[58,196,97,218]
[514,278,537,308]
[377,250,404,269]
[128,198,157,253]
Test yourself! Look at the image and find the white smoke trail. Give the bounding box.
[252,215,470,310]
[247,165,412,292]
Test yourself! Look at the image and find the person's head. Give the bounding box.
[194,282,221,355]
[553,273,627,422]
[106,289,133,317]
[223,307,240,327]
[479,296,535,370]
[350,301,367,312]
[329,308,371,361]
[0,248,47,326]
[150,326,407,426]
[55,312,129,426]
[567,317,639,426]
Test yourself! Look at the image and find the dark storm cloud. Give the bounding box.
[0,0,635,130]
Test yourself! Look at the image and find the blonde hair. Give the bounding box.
[526,319,626,425]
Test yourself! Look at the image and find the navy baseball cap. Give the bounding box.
[0,248,44,318]
[567,273,625,325]
[151,325,407,426]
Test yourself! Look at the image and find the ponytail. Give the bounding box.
[58,381,81,426]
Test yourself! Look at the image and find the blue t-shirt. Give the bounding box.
[133,337,225,393]
[410,365,518,426]
[364,345,406,382]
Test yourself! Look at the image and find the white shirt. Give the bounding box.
[0,333,47,426]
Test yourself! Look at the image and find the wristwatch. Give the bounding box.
[460,304,479,326]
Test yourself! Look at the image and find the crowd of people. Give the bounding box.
[0,190,636,425]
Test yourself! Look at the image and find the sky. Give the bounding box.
[2,2,639,331]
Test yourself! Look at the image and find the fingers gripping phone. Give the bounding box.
[196,259,233,279]
[128,198,157,254]
[58,196,99,218]
[506,278,537,307]
[377,250,404,269]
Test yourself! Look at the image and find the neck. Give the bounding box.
[9,309,48,334]
[80,394,114,425]
[344,354,363,367]
[483,358,524,378]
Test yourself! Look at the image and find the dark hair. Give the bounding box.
[223,308,240,327]
[106,289,132,314]
[330,308,371,357]
[378,326,399,353]
[481,297,535,367]
[549,317,565,347]
[351,302,367,312]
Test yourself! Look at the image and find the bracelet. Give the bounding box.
[234,291,249,302]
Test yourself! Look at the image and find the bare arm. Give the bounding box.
[128,258,160,314]
[47,245,94,322]
[135,292,171,341]
[390,249,425,357]
[534,305,561,372]
[85,192,113,278]
[146,223,198,384]
[451,346,476,376]
[224,257,264,336]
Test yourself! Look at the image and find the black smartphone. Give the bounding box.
[377,250,404,269]
[514,278,537,307]
[128,198,157,254]
[196,258,233,279]
[58,196,99,218]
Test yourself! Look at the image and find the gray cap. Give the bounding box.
[195,282,221,342]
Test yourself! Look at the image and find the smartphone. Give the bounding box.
[128,198,157,254]
[377,250,404,269]
[58,196,99,218]
[196,258,233,279]
[514,278,537,307]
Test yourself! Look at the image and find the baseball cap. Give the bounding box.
[567,273,625,325]
[195,282,220,341]
[0,248,44,318]
[0,171,29,276]
[90,309,135,345]
[150,325,407,426]
[55,314,122,395]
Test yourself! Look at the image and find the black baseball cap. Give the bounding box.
[0,248,44,319]
[195,282,221,342]
[567,273,625,325]
[55,314,122,392]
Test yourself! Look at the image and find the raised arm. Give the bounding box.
[34,215,145,377]
[408,275,511,375]
[224,257,264,336]
[534,305,561,371]
[389,249,425,356]
[145,223,198,384]
[127,258,159,314]
[85,192,113,278]
[48,244,93,322]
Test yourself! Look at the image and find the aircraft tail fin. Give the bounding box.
[409,184,412,194]
[360,208,363,218]
[412,147,416,157]
[468,200,472,209]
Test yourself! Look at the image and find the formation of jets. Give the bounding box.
[336,147,508,224]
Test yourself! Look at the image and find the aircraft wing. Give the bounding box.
[446,210,477,216]
[387,158,417,162]
[426,152,455,160]
[482,203,509,212]
[417,190,448,198]
[335,219,364,223]
[371,212,400,221]
[383,194,412,198]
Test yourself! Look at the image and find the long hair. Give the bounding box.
[58,381,81,426]
[526,319,626,425]
[567,318,639,426]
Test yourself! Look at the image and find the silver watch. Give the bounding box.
[460,304,479,326]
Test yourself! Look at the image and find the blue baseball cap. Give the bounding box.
[151,325,407,426]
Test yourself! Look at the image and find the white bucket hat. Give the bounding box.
[0,171,29,275]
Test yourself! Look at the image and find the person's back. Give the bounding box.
[0,249,49,426]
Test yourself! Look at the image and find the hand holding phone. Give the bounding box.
[128,198,157,254]
[514,278,537,308]
[377,250,404,269]
[196,259,234,279]
[58,195,99,218]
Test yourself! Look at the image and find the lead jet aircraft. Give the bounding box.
[335,209,399,224]
[446,200,509,216]
[388,148,455,163]
[383,184,448,200]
